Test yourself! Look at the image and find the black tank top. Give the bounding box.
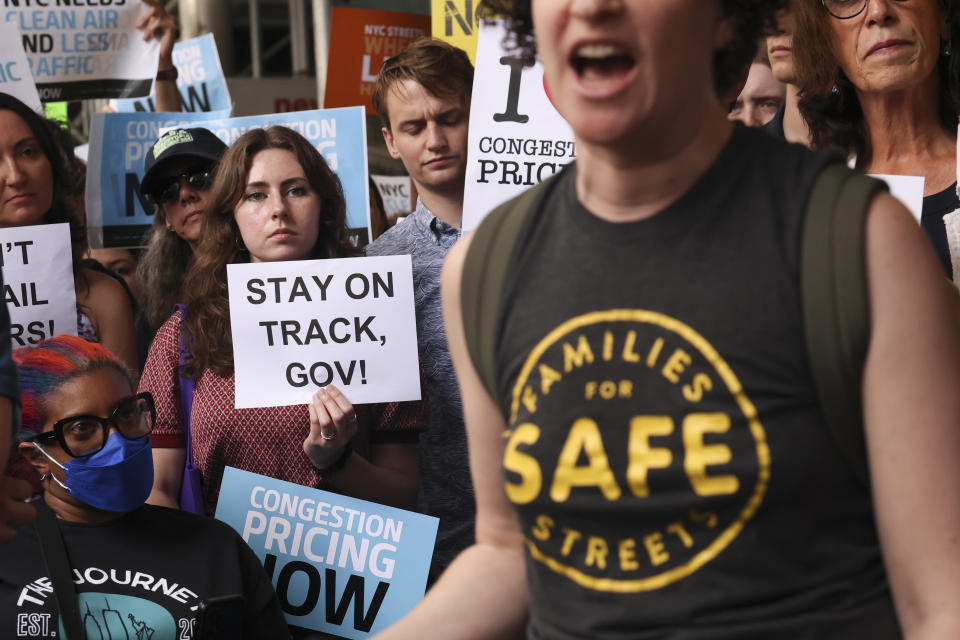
[495,126,899,639]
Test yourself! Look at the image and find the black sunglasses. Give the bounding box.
[31,392,156,458]
[151,166,214,204]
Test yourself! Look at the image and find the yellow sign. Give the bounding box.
[431,0,478,64]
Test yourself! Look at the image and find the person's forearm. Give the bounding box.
[146,487,181,509]
[154,65,181,112]
[904,618,960,640]
[148,447,185,509]
[375,540,528,640]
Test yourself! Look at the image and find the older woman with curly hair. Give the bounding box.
[374,1,960,639]
[794,0,960,278]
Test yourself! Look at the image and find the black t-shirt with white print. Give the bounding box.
[0,501,288,639]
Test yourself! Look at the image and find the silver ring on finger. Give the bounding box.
[320,430,336,441]
[349,411,358,423]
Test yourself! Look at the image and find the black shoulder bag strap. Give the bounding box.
[801,163,886,488]
[462,177,556,415]
[35,504,84,640]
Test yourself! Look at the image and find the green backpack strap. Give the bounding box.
[461,178,555,414]
[802,163,887,488]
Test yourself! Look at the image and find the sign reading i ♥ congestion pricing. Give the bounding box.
[215,467,438,638]
[325,7,429,115]
[0,223,77,346]
[85,109,231,249]
[110,33,232,114]
[461,20,575,231]
[0,21,42,112]
[3,2,160,101]
[175,107,372,244]
[227,255,420,409]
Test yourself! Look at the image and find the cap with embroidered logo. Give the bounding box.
[140,127,228,198]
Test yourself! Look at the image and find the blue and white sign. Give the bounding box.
[215,467,438,639]
[111,33,232,113]
[176,107,371,241]
[3,2,160,101]
[0,21,42,113]
[86,109,231,248]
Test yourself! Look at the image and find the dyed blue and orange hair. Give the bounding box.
[14,335,131,440]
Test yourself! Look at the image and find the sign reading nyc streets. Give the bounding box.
[502,310,771,592]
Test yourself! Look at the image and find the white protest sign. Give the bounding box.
[0,21,41,112]
[869,174,925,224]
[110,33,232,113]
[371,175,413,218]
[0,223,76,346]
[462,19,575,231]
[227,256,421,409]
[4,2,160,101]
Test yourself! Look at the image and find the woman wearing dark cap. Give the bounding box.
[135,128,228,363]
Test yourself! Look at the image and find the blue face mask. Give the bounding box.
[34,432,154,512]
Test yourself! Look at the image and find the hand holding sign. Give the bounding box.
[304,385,359,469]
[137,0,177,58]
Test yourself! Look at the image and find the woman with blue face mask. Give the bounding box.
[0,335,287,638]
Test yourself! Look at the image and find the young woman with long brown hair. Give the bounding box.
[139,126,424,517]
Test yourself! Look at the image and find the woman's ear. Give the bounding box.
[17,441,51,477]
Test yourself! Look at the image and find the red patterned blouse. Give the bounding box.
[139,310,426,514]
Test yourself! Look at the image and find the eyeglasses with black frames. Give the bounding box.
[821,0,907,20]
[30,392,156,458]
[151,166,214,204]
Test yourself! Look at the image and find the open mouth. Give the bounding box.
[571,43,636,84]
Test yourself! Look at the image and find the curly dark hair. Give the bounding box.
[182,125,361,378]
[794,0,960,167]
[477,0,786,97]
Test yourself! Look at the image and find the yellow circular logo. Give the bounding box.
[504,309,770,592]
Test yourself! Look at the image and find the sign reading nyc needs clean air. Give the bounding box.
[227,255,420,409]
[86,109,230,249]
[0,21,42,112]
[111,33,232,113]
[3,2,160,101]
[0,223,77,346]
[216,467,438,638]
[462,20,575,230]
